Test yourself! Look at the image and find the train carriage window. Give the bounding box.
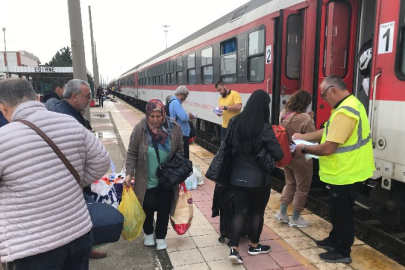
[396,0,405,79]
[165,62,170,85]
[177,57,182,71]
[323,2,351,77]
[248,28,265,82]
[177,72,183,85]
[176,57,183,84]
[187,53,196,84]
[201,46,213,84]
[220,38,237,83]
[170,61,174,85]
[286,15,302,79]
[160,64,165,85]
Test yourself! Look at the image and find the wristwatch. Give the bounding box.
[301,145,307,154]
[224,106,228,110]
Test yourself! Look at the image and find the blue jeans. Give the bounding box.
[8,232,93,270]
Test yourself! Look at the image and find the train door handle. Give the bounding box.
[370,71,382,147]
[282,85,290,97]
[266,77,272,94]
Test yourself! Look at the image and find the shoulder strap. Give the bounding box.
[16,119,81,184]
[167,99,179,121]
[146,125,161,164]
[280,111,296,125]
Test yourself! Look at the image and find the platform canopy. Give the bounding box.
[0,66,92,79]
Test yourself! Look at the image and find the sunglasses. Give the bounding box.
[321,85,334,100]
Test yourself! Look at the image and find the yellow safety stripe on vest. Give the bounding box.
[325,106,371,154]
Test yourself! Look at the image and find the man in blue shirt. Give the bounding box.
[168,85,195,159]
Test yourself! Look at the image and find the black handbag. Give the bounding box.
[149,129,193,190]
[205,117,236,186]
[256,147,276,173]
[17,119,124,246]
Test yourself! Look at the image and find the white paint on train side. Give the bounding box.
[121,87,252,125]
[372,100,405,182]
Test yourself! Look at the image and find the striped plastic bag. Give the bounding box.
[170,183,193,235]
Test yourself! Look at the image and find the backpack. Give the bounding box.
[272,112,295,168]
[166,98,196,139]
[165,99,175,117]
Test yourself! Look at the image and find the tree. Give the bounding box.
[45,47,73,67]
[43,46,95,93]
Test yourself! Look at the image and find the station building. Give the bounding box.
[0,50,93,95]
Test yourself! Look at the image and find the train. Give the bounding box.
[110,0,405,226]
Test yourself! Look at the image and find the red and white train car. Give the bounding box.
[116,0,405,225]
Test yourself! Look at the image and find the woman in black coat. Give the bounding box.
[228,90,283,264]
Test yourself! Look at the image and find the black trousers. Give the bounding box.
[183,135,190,159]
[143,186,173,239]
[230,184,271,247]
[98,97,103,107]
[327,181,363,257]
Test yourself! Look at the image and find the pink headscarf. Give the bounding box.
[145,99,168,144]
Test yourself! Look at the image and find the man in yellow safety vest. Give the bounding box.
[294,75,375,264]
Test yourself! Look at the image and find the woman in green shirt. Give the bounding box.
[124,99,184,251]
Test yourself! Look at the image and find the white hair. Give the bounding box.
[175,85,189,96]
[64,79,90,99]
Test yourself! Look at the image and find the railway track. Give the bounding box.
[194,130,405,265]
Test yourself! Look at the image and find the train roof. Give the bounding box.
[119,0,306,78]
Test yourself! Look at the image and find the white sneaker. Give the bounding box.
[156,239,168,250]
[288,216,310,228]
[144,233,155,246]
[275,210,289,223]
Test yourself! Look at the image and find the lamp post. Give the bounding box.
[2,27,7,78]
[163,25,170,49]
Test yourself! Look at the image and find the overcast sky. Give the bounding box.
[0,0,248,82]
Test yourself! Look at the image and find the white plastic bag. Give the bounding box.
[193,165,205,186]
[185,173,198,190]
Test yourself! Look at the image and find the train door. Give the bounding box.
[134,73,139,98]
[264,13,277,122]
[353,0,377,115]
[272,9,302,124]
[316,0,359,128]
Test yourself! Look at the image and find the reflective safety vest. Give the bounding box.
[319,95,375,185]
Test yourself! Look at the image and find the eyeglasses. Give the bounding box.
[78,93,91,99]
[321,85,334,100]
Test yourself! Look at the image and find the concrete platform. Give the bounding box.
[85,98,405,270]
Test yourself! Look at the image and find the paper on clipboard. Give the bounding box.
[293,139,319,159]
